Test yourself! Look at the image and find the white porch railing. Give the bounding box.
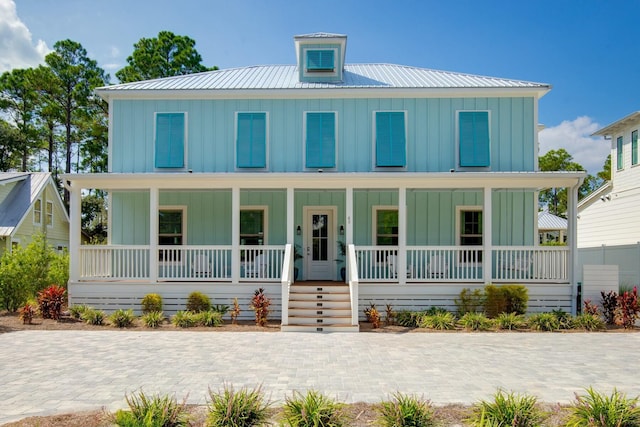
[239,245,285,281]
[79,245,149,280]
[407,246,483,282]
[492,246,569,282]
[158,246,232,281]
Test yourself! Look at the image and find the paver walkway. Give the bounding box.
[1,330,639,424]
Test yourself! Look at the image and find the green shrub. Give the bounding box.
[527,312,560,331]
[37,285,66,320]
[69,304,90,319]
[470,390,544,427]
[186,291,211,313]
[198,310,223,327]
[142,311,165,328]
[551,309,573,329]
[172,310,198,328]
[82,308,106,325]
[458,312,494,331]
[484,285,528,317]
[206,385,271,427]
[396,310,421,327]
[566,387,640,427]
[281,390,348,427]
[110,309,135,328]
[425,306,449,316]
[141,293,163,314]
[495,312,525,330]
[571,313,605,331]
[376,392,435,427]
[419,312,456,330]
[46,250,69,287]
[112,390,188,427]
[455,288,485,316]
[211,304,229,315]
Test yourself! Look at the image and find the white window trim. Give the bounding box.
[240,206,269,245]
[153,112,188,171]
[33,198,42,225]
[302,47,339,78]
[234,111,269,171]
[372,206,399,246]
[455,205,483,266]
[158,205,187,265]
[45,200,54,228]
[303,111,338,171]
[371,110,408,171]
[455,110,492,172]
[616,135,624,171]
[632,129,639,167]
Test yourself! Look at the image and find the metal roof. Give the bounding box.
[592,111,640,137]
[96,64,550,95]
[294,32,347,39]
[0,172,53,236]
[538,209,567,230]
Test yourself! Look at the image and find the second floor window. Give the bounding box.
[306,50,335,72]
[306,112,336,168]
[33,199,42,225]
[237,113,267,168]
[46,201,53,227]
[617,136,624,170]
[459,111,490,168]
[632,130,638,166]
[155,113,185,168]
[375,112,406,167]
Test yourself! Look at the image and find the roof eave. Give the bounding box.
[592,111,640,137]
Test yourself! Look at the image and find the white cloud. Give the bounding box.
[539,116,610,175]
[0,0,49,72]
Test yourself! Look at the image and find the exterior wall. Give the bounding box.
[111,97,536,174]
[611,123,640,193]
[578,244,640,287]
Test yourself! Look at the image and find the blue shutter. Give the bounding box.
[459,112,490,167]
[306,50,334,71]
[237,113,266,168]
[306,112,335,168]
[155,113,184,168]
[376,112,406,167]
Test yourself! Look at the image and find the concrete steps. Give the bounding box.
[282,282,359,332]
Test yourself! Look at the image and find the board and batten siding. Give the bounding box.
[110,97,535,173]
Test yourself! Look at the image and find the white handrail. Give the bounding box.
[281,244,294,326]
[347,244,359,326]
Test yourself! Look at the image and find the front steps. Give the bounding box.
[281,282,359,332]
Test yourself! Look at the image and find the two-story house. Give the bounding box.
[63,33,585,331]
[578,111,640,287]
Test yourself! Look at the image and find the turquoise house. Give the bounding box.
[63,33,585,331]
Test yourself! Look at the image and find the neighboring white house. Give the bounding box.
[577,111,640,286]
[538,209,567,244]
[0,172,70,256]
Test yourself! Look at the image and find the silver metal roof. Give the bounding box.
[97,64,550,94]
[0,172,52,236]
[294,32,347,39]
[538,209,567,230]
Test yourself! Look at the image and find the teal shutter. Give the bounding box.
[155,113,184,168]
[459,111,490,167]
[306,112,336,168]
[306,50,334,71]
[617,136,624,170]
[237,113,266,168]
[632,130,638,166]
[376,112,406,167]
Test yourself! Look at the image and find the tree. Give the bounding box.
[115,31,217,83]
[539,148,593,217]
[43,40,109,205]
[597,154,611,182]
[0,119,25,171]
[0,68,41,171]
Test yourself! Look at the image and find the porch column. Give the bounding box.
[345,187,353,244]
[149,187,158,283]
[231,187,240,283]
[483,187,493,285]
[68,181,82,282]
[287,187,294,243]
[398,187,407,285]
[568,183,579,314]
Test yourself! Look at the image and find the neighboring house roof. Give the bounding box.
[538,209,567,231]
[0,172,68,237]
[577,181,612,211]
[592,111,640,137]
[97,64,550,98]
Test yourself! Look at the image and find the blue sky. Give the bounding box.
[2,0,638,174]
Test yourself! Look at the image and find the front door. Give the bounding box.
[304,208,335,280]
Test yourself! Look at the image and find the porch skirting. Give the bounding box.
[69,281,572,320]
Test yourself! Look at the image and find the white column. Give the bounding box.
[568,183,579,314]
[231,187,240,283]
[68,181,82,282]
[398,187,407,285]
[345,187,353,244]
[287,187,294,243]
[149,187,158,283]
[483,187,493,285]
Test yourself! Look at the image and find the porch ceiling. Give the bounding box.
[62,171,585,191]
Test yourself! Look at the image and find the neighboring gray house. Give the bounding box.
[538,209,567,244]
